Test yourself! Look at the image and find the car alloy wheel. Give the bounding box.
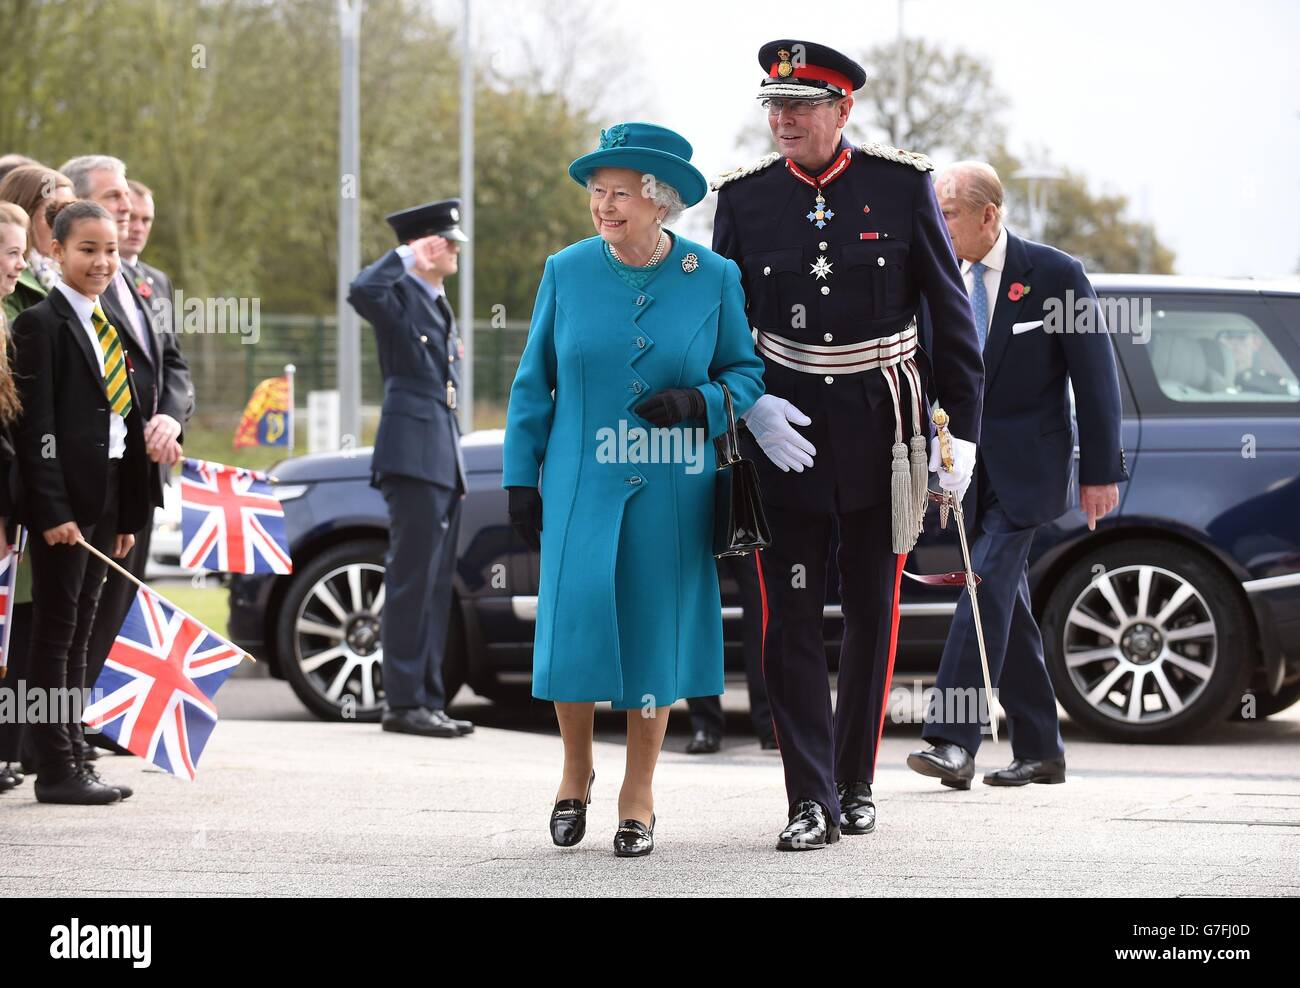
[1062,564,1216,726]
[293,561,387,716]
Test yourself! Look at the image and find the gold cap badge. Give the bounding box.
[777,49,793,78]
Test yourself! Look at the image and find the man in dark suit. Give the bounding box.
[713,40,984,849]
[60,160,194,755]
[347,199,473,739]
[908,161,1128,789]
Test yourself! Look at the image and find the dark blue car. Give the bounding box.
[229,276,1300,741]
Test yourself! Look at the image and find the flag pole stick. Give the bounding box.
[74,536,255,664]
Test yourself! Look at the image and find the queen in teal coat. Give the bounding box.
[503,123,764,853]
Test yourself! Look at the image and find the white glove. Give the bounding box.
[929,433,976,503]
[741,394,817,472]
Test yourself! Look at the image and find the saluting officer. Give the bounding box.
[347,199,473,739]
[713,40,984,849]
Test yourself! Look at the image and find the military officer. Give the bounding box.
[347,199,473,739]
[713,40,984,849]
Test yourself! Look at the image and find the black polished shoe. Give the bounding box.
[381,707,460,738]
[34,772,121,805]
[443,712,474,735]
[81,765,133,800]
[776,798,840,851]
[837,781,876,835]
[906,742,975,790]
[427,709,473,736]
[983,756,1066,787]
[613,814,655,857]
[0,763,19,791]
[685,730,721,754]
[550,770,594,847]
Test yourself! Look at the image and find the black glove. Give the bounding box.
[507,486,542,550]
[634,387,706,427]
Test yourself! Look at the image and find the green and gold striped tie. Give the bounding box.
[91,304,133,418]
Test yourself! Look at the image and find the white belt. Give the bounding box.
[756,324,917,376]
[755,320,929,556]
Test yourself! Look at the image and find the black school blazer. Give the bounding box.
[10,288,151,534]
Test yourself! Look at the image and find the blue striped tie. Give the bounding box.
[969,261,989,350]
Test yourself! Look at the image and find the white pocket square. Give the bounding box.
[1011,320,1044,335]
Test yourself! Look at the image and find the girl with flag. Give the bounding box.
[10,199,150,804]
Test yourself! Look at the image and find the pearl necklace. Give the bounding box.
[610,229,667,268]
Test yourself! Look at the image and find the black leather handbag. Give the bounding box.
[713,384,771,558]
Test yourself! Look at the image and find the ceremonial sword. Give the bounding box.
[931,407,998,744]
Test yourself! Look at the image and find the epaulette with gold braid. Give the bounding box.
[857,142,934,172]
[710,152,781,191]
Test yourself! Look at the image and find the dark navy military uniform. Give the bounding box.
[713,135,983,820]
[347,202,467,714]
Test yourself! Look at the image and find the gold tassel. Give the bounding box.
[909,433,928,537]
[890,441,913,554]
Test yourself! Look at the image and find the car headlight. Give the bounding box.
[272,484,310,502]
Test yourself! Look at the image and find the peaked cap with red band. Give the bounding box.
[756,39,868,101]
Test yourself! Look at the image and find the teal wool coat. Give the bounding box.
[503,233,764,709]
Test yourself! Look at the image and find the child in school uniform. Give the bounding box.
[11,198,150,805]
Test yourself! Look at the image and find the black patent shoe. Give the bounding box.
[34,771,121,805]
[0,763,20,791]
[550,770,594,847]
[983,757,1066,786]
[613,814,655,857]
[837,781,876,835]
[906,742,975,790]
[776,798,839,851]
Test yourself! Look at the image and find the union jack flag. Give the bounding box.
[82,587,245,779]
[0,527,27,676]
[180,458,292,574]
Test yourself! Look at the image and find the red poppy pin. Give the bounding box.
[135,278,153,300]
[1008,281,1029,302]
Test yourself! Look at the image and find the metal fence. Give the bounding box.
[188,315,531,416]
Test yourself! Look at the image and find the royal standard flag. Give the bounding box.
[233,374,290,448]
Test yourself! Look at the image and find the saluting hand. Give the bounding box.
[411,235,450,274]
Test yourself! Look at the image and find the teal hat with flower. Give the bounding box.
[567,122,708,207]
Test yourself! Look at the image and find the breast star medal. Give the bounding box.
[810,255,833,280]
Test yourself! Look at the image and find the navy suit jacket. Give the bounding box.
[945,230,1128,527]
[347,249,466,492]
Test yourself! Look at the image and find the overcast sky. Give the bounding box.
[443,0,1300,277]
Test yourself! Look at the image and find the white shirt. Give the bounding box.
[110,269,149,351]
[54,280,127,459]
[960,225,1008,336]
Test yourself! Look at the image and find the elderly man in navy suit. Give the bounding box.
[908,162,1128,788]
[348,199,473,740]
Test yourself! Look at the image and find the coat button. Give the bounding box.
[819,241,828,250]
[420,334,428,343]
[627,475,642,486]
[763,266,771,275]
[635,336,645,348]
[632,382,643,393]
[635,295,646,306]
[820,286,830,295]
[876,256,885,267]
[824,333,834,342]
[824,376,834,385]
